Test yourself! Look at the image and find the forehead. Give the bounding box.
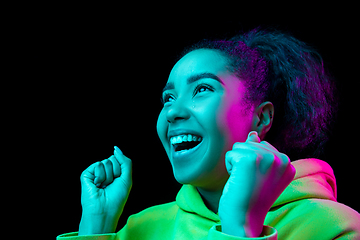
[169,49,229,81]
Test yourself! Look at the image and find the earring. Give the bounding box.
[269,111,273,120]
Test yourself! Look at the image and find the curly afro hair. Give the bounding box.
[179,28,338,160]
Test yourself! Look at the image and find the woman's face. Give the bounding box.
[157,49,255,191]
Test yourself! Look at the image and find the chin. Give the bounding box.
[171,160,218,188]
[172,166,200,185]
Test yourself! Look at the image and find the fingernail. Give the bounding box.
[114,146,123,154]
[248,131,258,137]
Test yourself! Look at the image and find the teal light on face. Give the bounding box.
[156,49,254,192]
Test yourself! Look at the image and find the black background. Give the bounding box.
[6,6,358,238]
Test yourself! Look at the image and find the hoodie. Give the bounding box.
[57,159,360,239]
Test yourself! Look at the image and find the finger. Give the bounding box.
[94,162,106,187]
[224,151,235,175]
[280,161,296,187]
[109,155,121,178]
[246,131,260,143]
[80,162,98,187]
[272,153,293,182]
[114,146,123,155]
[286,160,296,179]
[289,163,297,179]
[225,150,257,175]
[101,159,114,187]
[259,140,279,152]
[114,146,132,186]
[280,153,291,165]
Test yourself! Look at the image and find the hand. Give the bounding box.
[219,131,296,238]
[79,146,132,235]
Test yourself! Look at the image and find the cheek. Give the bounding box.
[156,110,170,152]
[216,97,252,145]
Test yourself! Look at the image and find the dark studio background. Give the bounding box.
[7,6,358,238]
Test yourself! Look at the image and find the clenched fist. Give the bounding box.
[79,146,132,235]
[219,131,296,238]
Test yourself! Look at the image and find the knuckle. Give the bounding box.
[284,163,296,182]
[270,152,280,164]
[225,150,241,162]
[108,155,117,162]
[123,155,132,164]
[262,140,278,151]
[95,162,105,174]
[128,158,133,167]
[290,164,297,177]
[232,142,243,149]
[110,156,120,166]
[81,165,90,177]
[225,150,234,158]
[261,152,275,168]
[282,153,290,162]
[102,159,112,166]
[80,170,85,181]
[260,140,271,147]
[280,153,290,166]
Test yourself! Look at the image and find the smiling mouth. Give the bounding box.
[170,134,203,152]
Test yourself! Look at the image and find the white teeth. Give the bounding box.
[170,134,202,145]
[176,136,182,144]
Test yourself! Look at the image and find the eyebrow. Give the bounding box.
[162,72,223,93]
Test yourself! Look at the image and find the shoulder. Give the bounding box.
[291,199,360,239]
[118,202,179,239]
[299,199,360,223]
[127,201,179,225]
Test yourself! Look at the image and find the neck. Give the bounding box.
[196,187,223,213]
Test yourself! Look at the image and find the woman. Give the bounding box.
[58,28,360,239]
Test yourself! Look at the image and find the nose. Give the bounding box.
[166,100,191,123]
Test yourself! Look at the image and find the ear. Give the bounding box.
[251,101,274,140]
